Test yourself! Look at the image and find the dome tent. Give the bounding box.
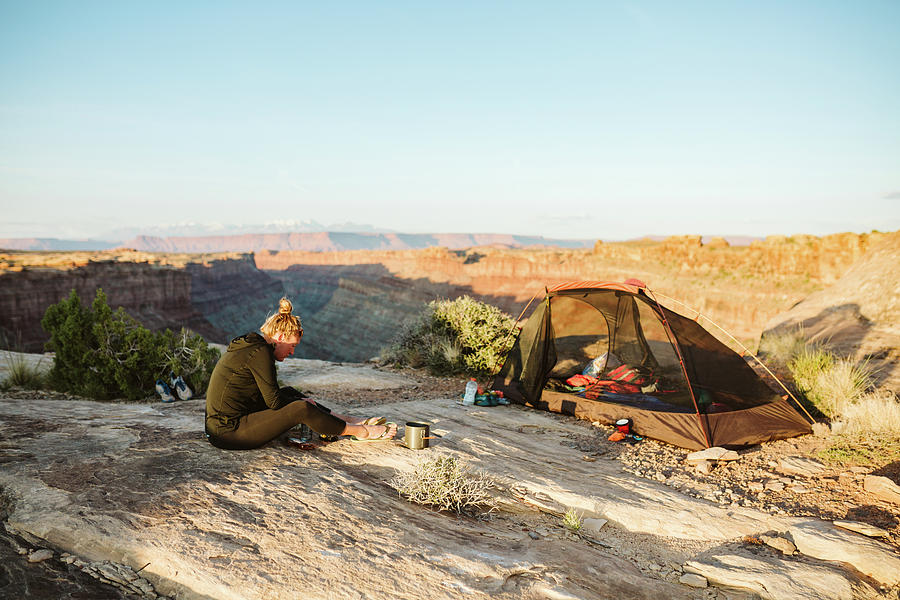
[491,280,813,450]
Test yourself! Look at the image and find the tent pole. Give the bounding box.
[645,287,713,448]
[650,292,817,425]
[489,291,541,380]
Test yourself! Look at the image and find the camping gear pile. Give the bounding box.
[493,280,813,450]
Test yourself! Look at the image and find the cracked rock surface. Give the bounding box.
[1,361,898,600]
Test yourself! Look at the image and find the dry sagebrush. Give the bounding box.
[392,455,497,514]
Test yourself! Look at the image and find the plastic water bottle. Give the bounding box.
[463,378,477,405]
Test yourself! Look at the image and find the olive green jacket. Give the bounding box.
[205,332,292,436]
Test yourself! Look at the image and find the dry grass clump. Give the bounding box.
[830,389,900,437]
[392,455,496,514]
[0,350,47,391]
[758,328,808,366]
[789,348,873,418]
[760,331,899,465]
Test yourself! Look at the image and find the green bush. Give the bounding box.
[41,289,219,401]
[384,296,515,377]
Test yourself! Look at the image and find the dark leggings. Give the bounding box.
[208,388,345,450]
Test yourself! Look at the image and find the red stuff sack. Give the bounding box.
[606,365,652,386]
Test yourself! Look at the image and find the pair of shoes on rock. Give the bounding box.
[169,372,193,400]
[155,380,176,403]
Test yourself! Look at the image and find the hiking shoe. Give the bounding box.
[169,372,193,400]
[155,379,176,403]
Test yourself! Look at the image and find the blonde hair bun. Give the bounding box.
[261,297,302,340]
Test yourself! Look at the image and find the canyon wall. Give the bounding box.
[255,232,883,362]
[0,232,886,364]
[0,251,281,352]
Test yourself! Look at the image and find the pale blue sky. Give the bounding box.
[1,1,898,241]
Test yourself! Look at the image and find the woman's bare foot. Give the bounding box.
[347,422,397,440]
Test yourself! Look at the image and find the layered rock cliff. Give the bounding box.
[0,251,281,352]
[1,232,886,365]
[255,232,884,362]
[763,231,900,391]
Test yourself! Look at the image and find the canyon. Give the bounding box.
[0,232,894,377]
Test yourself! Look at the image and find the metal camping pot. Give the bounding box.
[404,422,431,450]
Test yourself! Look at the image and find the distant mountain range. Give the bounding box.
[0,220,762,252]
[95,220,390,241]
[0,231,596,252]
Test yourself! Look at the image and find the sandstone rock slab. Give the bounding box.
[684,551,876,600]
[686,447,739,463]
[788,520,900,586]
[678,573,707,588]
[277,358,416,391]
[0,396,698,600]
[863,475,900,504]
[832,520,889,538]
[759,534,796,555]
[776,456,826,478]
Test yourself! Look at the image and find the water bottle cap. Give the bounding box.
[469,377,476,381]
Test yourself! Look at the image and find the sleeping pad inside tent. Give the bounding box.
[491,280,813,450]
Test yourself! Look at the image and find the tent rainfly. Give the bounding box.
[492,280,813,450]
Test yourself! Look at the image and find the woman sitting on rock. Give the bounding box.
[205,297,397,450]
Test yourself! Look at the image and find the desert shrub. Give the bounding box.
[41,289,219,401]
[789,347,873,418]
[830,389,900,438]
[757,328,807,366]
[391,455,496,514]
[384,296,515,377]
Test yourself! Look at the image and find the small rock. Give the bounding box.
[833,520,890,538]
[849,466,869,474]
[787,484,810,494]
[27,549,54,563]
[864,475,900,504]
[679,573,708,588]
[695,460,713,474]
[97,563,130,586]
[536,585,585,600]
[528,531,541,540]
[776,456,826,478]
[760,534,796,555]
[582,518,608,533]
[748,481,764,493]
[686,447,740,463]
[764,480,785,492]
[811,422,830,437]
